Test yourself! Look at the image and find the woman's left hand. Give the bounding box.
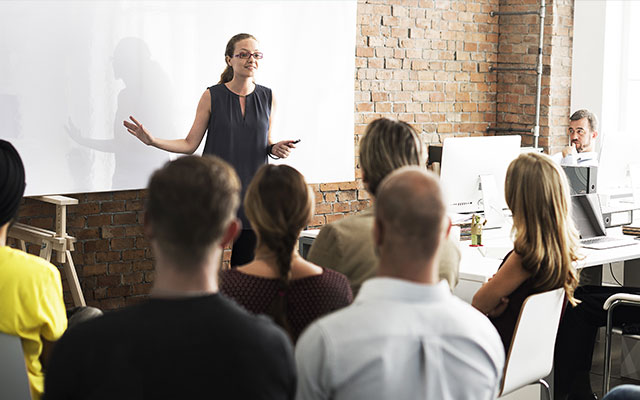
[271,140,298,159]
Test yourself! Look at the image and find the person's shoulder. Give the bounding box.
[318,268,352,288]
[297,299,354,346]
[217,293,286,336]
[301,268,353,302]
[550,151,564,164]
[219,297,293,358]
[255,84,271,93]
[440,236,461,259]
[445,296,503,345]
[322,210,373,236]
[254,84,273,103]
[0,246,60,280]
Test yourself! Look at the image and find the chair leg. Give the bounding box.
[537,378,551,400]
[603,307,616,395]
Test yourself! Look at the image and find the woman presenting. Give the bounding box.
[125,33,297,266]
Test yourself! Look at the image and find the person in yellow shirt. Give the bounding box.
[0,140,67,400]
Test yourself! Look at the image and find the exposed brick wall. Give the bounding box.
[494,0,574,152]
[310,0,501,229]
[12,0,575,311]
[16,192,152,309]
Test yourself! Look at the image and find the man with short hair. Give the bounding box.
[553,109,599,166]
[295,167,504,400]
[0,140,68,400]
[44,156,296,399]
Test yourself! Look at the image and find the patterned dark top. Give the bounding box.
[220,268,353,342]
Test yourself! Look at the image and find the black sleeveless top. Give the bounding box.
[490,250,538,353]
[205,84,272,225]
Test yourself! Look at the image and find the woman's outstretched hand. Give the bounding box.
[124,116,155,146]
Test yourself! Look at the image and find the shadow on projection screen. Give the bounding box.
[0,1,356,196]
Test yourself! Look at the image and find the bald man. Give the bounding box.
[295,167,504,400]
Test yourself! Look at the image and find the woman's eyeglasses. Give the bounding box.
[233,52,263,60]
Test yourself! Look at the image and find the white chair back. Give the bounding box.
[0,332,32,400]
[500,287,565,397]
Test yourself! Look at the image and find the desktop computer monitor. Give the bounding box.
[440,135,521,214]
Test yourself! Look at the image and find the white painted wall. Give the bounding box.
[0,1,356,195]
[572,0,640,194]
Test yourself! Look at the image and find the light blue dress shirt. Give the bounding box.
[295,278,505,400]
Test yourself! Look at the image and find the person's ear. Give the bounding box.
[592,130,598,141]
[444,216,452,238]
[373,217,384,248]
[220,218,241,248]
[143,211,154,240]
[225,56,232,67]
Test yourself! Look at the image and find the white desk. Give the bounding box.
[454,225,640,302]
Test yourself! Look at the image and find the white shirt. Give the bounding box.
[551,150,598,167]
[295,278,505,400]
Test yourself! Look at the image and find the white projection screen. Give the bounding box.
[0,1,356,196]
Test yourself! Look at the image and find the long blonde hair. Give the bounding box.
[505,152,580,305]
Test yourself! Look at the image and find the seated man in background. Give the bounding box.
[44,156,296,399]
[307,118,460,295]
[296,167,504,400]
[0,140,68,400]
[552,109,599,166]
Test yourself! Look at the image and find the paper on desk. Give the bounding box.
[477,245,512,260]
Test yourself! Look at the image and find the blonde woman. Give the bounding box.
[472,152,580,351]
[220,164,352,342]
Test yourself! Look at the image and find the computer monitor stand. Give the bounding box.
[480,174,506,229]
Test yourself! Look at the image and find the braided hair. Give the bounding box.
[244,164,313,336]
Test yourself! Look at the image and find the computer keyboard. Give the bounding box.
[581,236,620,245]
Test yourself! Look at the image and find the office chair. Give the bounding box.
[602,293,640,394]
[499,288,566,399]
[0,331,32,400]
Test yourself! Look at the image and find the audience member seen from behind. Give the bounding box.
[221,164,352,342]
[472,152,580,352]
[296,167,504,400]
[307,118,460,295]
[0,140,68,400]
[44,156,296,400]
[602,385,640,400]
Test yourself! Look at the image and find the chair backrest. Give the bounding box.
[499,287,565,397]
[0,332,32,400]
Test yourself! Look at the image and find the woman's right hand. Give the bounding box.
[124,116,155,146]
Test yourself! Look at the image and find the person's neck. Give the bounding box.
[150,248,221,298]
[252,244,299,270]
[0,223,9,247]
[377,251,438,285]
[225,78,255,96]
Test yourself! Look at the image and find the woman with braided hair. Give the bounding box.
[220,164,352,341]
